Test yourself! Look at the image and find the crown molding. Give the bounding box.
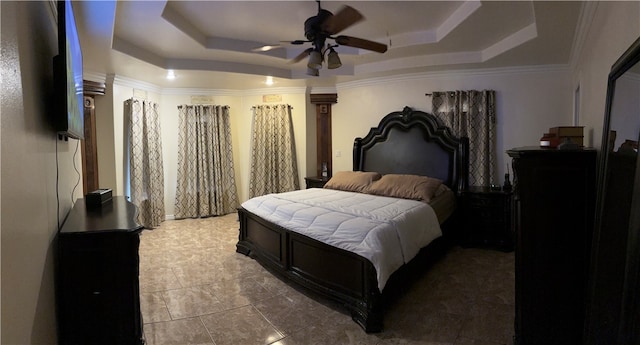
[569,1,599,71]
[161,86,307,96]
[240,87,307,96]
[95,72,308,96]
[112,75,163,94]
[338,64,570,91]
[89,64,570,97]
[308,86,338,95]
[159,88,239,97]
[83,72,107,84]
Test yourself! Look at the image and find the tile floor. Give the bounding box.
[139,214,515,345]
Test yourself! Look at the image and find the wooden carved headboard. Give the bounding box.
[353,106,469,194]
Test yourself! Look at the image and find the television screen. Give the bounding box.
[54,0,84,140]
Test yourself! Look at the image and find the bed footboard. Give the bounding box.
[236,107,468,332]
[236,207,384,332]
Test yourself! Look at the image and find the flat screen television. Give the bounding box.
[53,0,84,140]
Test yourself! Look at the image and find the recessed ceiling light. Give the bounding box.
[166,69,176,80]
[265,76,274,86]
[253,45,279,52]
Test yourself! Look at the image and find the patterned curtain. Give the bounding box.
[174,105,239,218]
[432,90,497,186]
[249,104,300,198]
[126,99,165,228]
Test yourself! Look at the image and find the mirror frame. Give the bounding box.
[587,36,640,345]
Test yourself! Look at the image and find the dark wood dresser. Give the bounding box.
[507,147,596,345]
[57,196,144,345]
[461,186,513,251]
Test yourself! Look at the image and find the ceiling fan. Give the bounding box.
[254,1,388,72]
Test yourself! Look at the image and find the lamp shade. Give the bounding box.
[307,50,323,69]
[306,67,319,76]
[327,48,342,69]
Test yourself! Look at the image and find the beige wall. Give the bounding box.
[1,2,82,343]
[332,68,573,183]
[571,1,640,150]
[102,67,578,210]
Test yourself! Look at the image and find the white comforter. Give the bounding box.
[241,188,442,290]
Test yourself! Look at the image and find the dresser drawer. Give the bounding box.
[468,207,504,221]
[466,193,505,208]
[461,186,513,251]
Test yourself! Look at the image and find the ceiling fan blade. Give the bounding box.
[289,47,313,64]
[335,36,388,53]
[281,40,310,45]
[322,5,363,35]
[253,39,311,52]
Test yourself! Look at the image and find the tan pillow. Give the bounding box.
[324,171,382,193]
[366,174,443,203]
[434,183,451,198]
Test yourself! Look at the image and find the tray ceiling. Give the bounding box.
[73,1,583,89]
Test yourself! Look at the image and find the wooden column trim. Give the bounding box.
[81,80,106,194]
[310,93,337,178]
[310,94,338,104]
[84,80,106,96]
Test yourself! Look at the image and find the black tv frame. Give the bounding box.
[53,0,84,140]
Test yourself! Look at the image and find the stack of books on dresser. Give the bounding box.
[540,126,584,148]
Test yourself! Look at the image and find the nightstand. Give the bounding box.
[461,185,513,251]
[305,176,329,189]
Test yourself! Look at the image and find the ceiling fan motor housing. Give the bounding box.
[286,2,387,68]
[304,9,332,41]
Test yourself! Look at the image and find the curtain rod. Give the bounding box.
[250,105,293,110]
[177,105,230,109]
[426,92,460,96]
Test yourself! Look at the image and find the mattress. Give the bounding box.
[240,188,443,290]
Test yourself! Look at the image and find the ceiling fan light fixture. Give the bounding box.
[284,2,388,70]
[327,48,342,69]
[306,67,319,76]
[307,50,323,69]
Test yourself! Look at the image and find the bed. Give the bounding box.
[236,106,469,332]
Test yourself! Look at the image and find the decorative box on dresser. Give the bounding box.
[461,186,513,251]
[57,196,144,345]
[507,147,596,345]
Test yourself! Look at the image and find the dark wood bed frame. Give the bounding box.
[236,106,469,332]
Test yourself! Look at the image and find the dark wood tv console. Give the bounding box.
[56,196,144,345]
